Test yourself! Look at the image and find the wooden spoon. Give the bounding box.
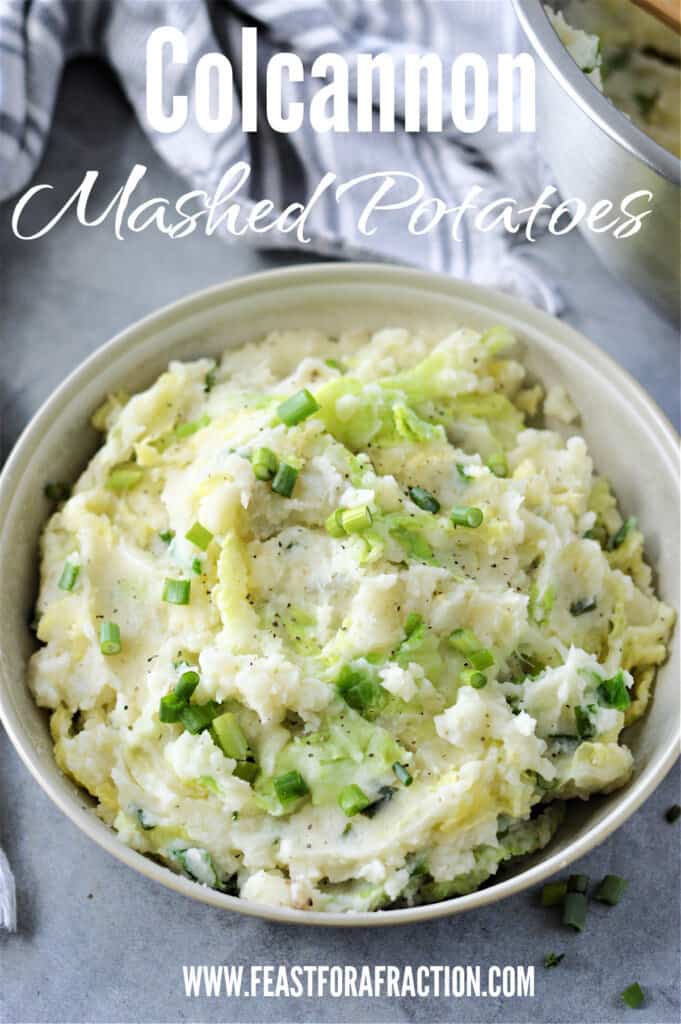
[629,0,681,34]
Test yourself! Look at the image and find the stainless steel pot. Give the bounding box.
[512,0,680,322]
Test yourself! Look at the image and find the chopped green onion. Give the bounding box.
[191,557,202,575]
[487,453,508,478]
[58,561,80,592]
[456,463,473,482]
[252,447,278,481]
[159,529,175,543]
[543,952,564,969]
[570,597,597,616]
[392,762,413,787]
[338,784,371,817]
[608,516,637,551]
[211,712,250,760]
[162,578,191,605]
[408,487,440,513]
[159,693,185,723]
[541,881,567,907]
[106,464,144,492]
[469,648,494,671]
[271,462,298,498]
[325,509,346,538]
[44,482,71,502]
[567,873,590,894]
[574,706,596,740]
[99,621,121,656]
[325,358,345,373]
[336,665,387,720]
[460,668,487,689]
[562,891,587,931]
[665,804,681,823]
[362,785,395,818]
[204,368,217,393]
[185,521,213,550]
[273,770,309,807]
[450,505,483,528]
[597,670,631,710]
[175,414,210,439]
[277,389,320,426]
[340,505,373,534]
[404,613,423,638]
[233,760,258,783]
[174,670,200,702]
[621,982,644,1009]
[594,875,627,906]
[179,701,222,735]
[449,628,481,655]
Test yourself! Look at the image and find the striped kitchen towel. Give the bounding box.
[0,0,560,311]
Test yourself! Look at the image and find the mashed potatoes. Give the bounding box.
[547,1,681,158]
[30,324,674,912]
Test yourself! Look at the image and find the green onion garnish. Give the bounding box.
[574,706,596,740]
[594,874,627,906]
[456,463,473,482]
[543,952,564,969]
[185,521,213,550]
[271,462,298,498]
[277,389,320,427]
[450,506,483,528]
[608,516,637,551]
[106,464,144,492]
[252,447,278,481]
[567,873,590,894]
[99,621,122,655]
[325,509,346,538]
[179,701,222,735]
[204,368,217,393]
[541,881,567,907]
[460,668,487,689]
[448,628,480,655]
[404,613,423,638]
[487,453,508,478]
[211,712,250,760]
[159,529,175,543]
[340,505,373,534]
[58,561,80,592]
[337,784,371,817]
[175,414,210,439]
[562,891,587,931]
[336,665,387,720]
[469,648,494,671]
[408,487,440,513]
[325,358,345,373]
[597,670,631,710]
[191,557,202,575]
[570,597,597,616]
[44,482,71,502]
[392,762,413,787]
[162,578,191,605]
[273,770,309,807]
[665,804,681,823]
[233,760,258,783]
[621,983,644,1009]
[174,670,200,702]
[159,693,185,723]
[362,785,395,818]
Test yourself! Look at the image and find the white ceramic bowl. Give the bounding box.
[0,264,678,927]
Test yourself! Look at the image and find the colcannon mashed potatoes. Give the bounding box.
[30,324,674,912]
[548,1,681,158]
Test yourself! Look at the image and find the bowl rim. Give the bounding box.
[511,0,681,187]
[0,261,678,927]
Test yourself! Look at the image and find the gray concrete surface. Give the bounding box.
[0,59,679,1024]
